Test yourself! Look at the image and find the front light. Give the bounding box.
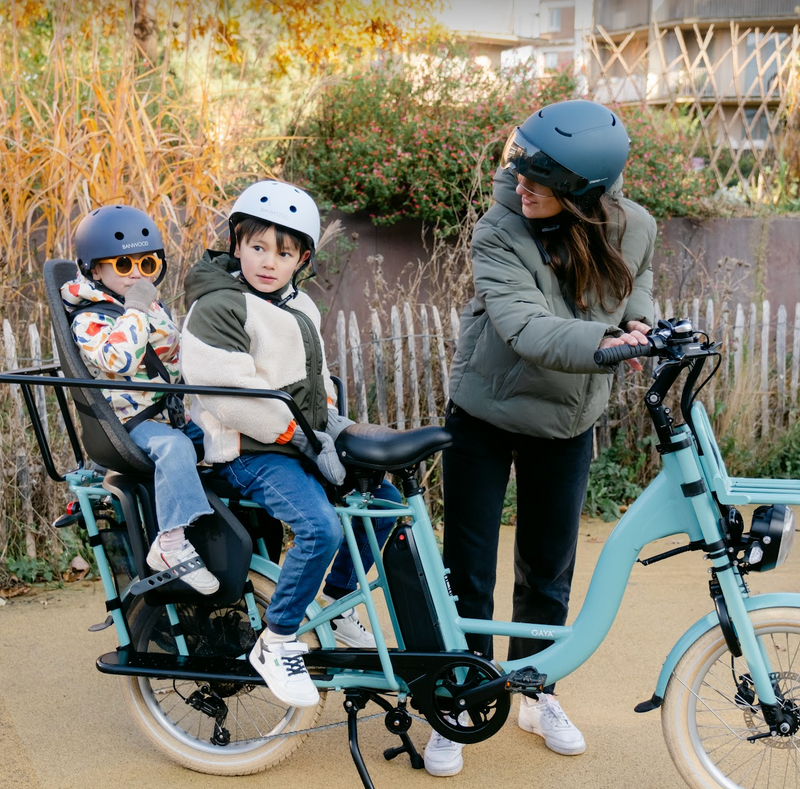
[745,504,796,571]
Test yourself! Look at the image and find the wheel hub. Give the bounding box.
[743,671,800,746]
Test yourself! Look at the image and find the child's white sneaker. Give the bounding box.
[146,537,220,595]
[320,593,376,648]
[518,694,585,755]
[248,635,319,707]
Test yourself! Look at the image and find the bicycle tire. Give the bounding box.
[119,572,326,775]
[662,606,800,789]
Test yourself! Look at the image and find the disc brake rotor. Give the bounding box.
[743,670,800,748]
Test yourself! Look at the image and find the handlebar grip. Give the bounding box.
[594,341,653,366]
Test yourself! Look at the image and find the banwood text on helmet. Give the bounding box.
[228,180,321,275]
[74,205,166,285]
[501,99,630,203]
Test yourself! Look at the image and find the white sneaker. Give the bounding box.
[248,635,319,707]
[518,694,586,755]
[423,729,464,777]
[146,538,220,596]
[321,594,376,648]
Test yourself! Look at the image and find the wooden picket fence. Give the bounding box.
[4,295,800,559]
[331,297,800,439]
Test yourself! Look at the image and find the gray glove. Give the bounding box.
[291,428,346,486]
[326,408,355,441]
[124,278,158,314]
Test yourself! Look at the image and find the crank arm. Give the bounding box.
[450,666,547,712]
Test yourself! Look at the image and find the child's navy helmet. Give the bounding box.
[228,180,321,272]
[74,205,166,284]
[501,100,630,202]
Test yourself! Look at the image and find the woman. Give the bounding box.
[423,100,656,778]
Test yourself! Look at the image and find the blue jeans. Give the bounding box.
[129,419,212,534]
[322,479,401,599]
[218,453,343,635]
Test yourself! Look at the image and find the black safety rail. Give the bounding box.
[0,363,324,482]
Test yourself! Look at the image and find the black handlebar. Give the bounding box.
[594,340,654,366]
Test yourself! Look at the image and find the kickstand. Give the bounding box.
[379,698,424,769]
[344,691,377,789]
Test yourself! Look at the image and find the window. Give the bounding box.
[545,52,559,70]
[744,109,770,143]
[549,7,562,32]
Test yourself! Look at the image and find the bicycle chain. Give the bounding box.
[236,709,430,744]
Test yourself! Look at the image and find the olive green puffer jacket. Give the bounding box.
[448,167,656,439]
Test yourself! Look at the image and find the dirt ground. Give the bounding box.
[2,516,800,789]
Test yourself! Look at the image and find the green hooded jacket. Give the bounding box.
[181,250,334,462]
[448,167,656,439]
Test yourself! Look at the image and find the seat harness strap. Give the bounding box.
[68,301,186,431]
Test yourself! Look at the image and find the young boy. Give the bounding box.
[62,205,219,595]
[181,180,397,707]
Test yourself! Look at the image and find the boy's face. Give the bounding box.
[235,225,309,294]
[91,252,159,297]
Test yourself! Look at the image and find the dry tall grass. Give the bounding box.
[0,15,289,577]
[0,15,289,327]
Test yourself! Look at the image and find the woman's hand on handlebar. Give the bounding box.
[598,321,651,371]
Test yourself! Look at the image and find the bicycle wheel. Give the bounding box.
[119,573,326,776]
[663,606,800,789]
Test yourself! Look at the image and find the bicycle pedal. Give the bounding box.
[503,666,547,693]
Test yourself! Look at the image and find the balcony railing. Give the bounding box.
[654,0,799,25]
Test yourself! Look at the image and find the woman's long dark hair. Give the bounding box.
[539,192,633,313]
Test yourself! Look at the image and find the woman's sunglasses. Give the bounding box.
[516,177,557,200]
[97,254,162,278]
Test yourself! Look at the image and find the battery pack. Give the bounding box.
[383,523,445,651]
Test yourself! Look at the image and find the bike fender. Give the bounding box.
[653,592,800,699]
[248,554,337,649]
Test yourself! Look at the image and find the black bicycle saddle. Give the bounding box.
[335,423,453,471]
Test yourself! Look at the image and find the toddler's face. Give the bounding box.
[235,225,309,294]
[91,252,160,297]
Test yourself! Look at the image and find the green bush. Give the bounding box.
[618,106,717,217]
[289,53,716,228]
[584,434,650,522]
[288,53,577,233]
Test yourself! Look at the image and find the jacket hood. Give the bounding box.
[184,250,247,309]
[60,273,122,310]
[490,165,625,216]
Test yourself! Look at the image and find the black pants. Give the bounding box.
[442,404,594,674]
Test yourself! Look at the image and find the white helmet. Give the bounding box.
[228,180,321,252]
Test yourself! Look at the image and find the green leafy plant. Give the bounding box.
[584,435,650,522]
[289,53,716,229]
[616,106,717,218]
[287,51,577,233]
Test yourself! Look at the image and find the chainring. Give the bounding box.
[423,660,511,744]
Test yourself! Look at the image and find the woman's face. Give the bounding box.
[515,175,562,220]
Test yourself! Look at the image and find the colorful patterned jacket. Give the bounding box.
[60,274,180,424]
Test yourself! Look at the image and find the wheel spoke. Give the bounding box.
[120,576,325,773]
[664,610,800,789]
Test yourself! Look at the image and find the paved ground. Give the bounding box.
[2,515,800,789]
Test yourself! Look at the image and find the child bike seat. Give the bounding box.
[44,258,154,475]
[336,423,453,471]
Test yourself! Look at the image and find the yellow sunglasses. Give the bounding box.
[97,254,162,278]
